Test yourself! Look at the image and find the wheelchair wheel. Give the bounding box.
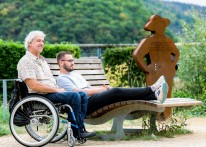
[9,96,59,147]
[50,114,68,143]
[25,104,68,143]
[25,104,69,143]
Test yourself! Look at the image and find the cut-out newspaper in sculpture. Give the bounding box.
[133,15,180,118]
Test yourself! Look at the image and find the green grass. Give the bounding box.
[0,105,10,136]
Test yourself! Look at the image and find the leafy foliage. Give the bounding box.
[0,0,150,44]
[0,105,10,136]
[105,63,129,87]
[103,47,145,87]
[1,0,205,44]
[176,10,206,96]
[42,44,80,58]
[172,10,206,116]
[141,112,191,138]
[0,40,24,79]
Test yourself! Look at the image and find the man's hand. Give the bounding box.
[102,85,110,90]
[56,88,66,92]
[146,64,157,74]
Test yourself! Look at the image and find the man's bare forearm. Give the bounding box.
[25,78,65,93]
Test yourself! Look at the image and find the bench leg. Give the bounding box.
[149,112,158,133]
[111,116,126,139]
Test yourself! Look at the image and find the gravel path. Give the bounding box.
[1,117,206,147]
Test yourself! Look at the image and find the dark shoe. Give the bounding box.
[80,131,96,138]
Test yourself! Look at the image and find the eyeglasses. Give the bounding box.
[61,59,74,62]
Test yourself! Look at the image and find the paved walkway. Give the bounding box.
[1,117,206,147]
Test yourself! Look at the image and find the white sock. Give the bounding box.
[151,86,156,92]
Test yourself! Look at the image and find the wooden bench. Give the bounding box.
[46,57,203,140]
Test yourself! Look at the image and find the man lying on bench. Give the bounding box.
[56,51,169,115]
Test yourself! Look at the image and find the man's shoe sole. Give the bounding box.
[161,82,168,103]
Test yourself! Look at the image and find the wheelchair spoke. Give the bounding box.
[10,96,59,147]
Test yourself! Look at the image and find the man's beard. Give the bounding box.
[63,64,73,72]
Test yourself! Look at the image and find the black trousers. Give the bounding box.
[87,87,156,114]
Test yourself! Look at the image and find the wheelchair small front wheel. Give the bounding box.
[67,128,75,147]
[77,137,87,144]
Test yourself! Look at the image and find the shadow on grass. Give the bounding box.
[90,128,192,141]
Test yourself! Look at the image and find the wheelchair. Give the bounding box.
[9,79,86,147]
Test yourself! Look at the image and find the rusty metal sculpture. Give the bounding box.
[133,15,180,118]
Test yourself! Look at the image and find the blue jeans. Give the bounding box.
[44,91,88,129]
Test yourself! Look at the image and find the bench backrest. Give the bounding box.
[46,57,110,87]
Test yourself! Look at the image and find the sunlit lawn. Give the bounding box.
[0,105,10,136]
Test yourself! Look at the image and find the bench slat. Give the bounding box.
[88,80,110,85]
[159,98,203,108]
[146,98,202,108]
[49,64,103,70]
[52,70,106,76]
[83,75,107,80]
[53,75,107,80]
[46,58,102,64]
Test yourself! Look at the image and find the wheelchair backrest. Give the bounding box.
[9,79,28,112]
[15,79,28,98]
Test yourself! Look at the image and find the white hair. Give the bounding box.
[24,30,46,50]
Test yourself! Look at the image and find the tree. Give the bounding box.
[177,10,206,95]
[0,0,167,44]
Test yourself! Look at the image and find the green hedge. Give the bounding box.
[42,44,80,58]
[0,40,25,79]
[102,47,145,87]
